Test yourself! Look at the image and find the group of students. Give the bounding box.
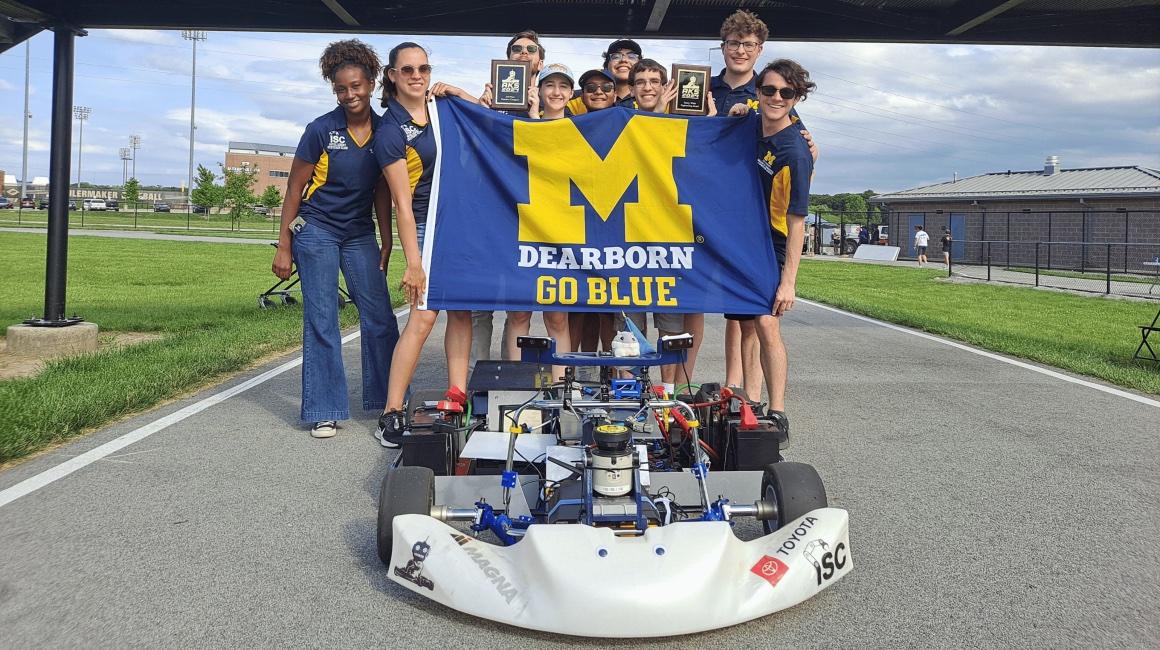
[272,10,818,445]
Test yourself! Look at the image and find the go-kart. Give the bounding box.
[377,334,851,637]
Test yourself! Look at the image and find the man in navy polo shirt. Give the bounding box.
[566,38,642,115]
[713,9,819,398]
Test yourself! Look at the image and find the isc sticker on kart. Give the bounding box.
[750,555,789,588]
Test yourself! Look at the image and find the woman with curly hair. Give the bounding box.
[372,42,478,447]
[272,39,399,439]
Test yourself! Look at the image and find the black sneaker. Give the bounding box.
[768,410,790,439]
[375,410,406,449]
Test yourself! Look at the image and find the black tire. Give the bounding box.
[258,295,273,309]
[282,294,297,305]
[761,462,827,535]
[377,466,435,566]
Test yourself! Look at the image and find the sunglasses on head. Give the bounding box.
[583,81,614,93]
[393,64,433,76]
[759,85,797,100]
[509,44,540,55]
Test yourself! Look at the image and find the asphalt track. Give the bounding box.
[1,304,1156,648]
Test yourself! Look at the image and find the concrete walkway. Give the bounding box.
[0,307,1156,647]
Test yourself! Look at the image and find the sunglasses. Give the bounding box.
[759,85,798,100]
[393,64,433,76]
[509,44,540,55]
[608,52,640,63]
[583,81,614,94]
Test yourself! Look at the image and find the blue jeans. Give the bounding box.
[292,223,399,422]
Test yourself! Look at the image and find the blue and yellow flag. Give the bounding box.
[421,98,778,314]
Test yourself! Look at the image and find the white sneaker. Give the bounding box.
[311,420,338,438]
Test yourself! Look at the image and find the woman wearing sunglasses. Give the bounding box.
[373,42,477,447]
[733,58,816,444]
[272,39,399,439]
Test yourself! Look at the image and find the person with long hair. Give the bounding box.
[373,42,478,447]
[272,39,399,438]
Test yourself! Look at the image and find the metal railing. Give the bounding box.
[951,240,1160,299]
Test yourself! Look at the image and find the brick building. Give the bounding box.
[871,158,1160,270]
[223,141,294,198]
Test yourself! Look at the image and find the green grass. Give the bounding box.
[1002,266,1157,286]
[0,232,405,463]
[797,260,1160,395]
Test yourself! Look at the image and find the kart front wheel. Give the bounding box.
[377,466,435,566]
[761,462,827,535]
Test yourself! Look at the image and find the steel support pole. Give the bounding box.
[20,41,30,210]
[39,29,78,325]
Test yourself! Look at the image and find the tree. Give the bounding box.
[259,185,282,215]
[190,164,223,211]
[123,177,140,208]
[220,163,259,224]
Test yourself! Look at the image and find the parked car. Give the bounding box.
[252,205,269,215]
[153,202,171,212]
[37,198,48,210]
[0,198,12,209]
[82,198,107,211]
[104,199,119,211]
[20,197,35,209]
[191,204,209,214]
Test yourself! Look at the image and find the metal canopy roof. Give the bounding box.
[2,0,1159,53]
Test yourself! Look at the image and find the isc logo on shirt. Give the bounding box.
[513,115,693,244]
[327,131,348,151]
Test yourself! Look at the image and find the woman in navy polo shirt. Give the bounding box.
[372,42,478,446]
[272,39,399,438]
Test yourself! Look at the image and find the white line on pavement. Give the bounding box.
[799,298,1160,408]
[0,308,410,509]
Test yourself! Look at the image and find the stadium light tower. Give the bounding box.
[129,134,141,181]
[182,29,207,207]
[20,41,31,205]
[119,147,131,186]
[73,105,91,188]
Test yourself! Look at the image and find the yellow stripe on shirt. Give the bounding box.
[769,165,791,236]
[406,146,423,194]
[304,150,329,201]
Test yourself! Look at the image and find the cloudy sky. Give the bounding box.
[0,29,1157,195]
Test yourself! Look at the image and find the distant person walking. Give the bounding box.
[940,227,952,270]
[913,225,929,267]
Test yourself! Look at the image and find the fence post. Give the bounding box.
[986,242,991,281]
[1035,242,1040,287]
[1106,243,1111,295]
[947,244,953,278]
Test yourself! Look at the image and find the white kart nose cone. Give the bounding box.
[389,507,851,637]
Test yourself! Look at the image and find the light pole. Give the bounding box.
[182,29,207,210]
[73,105,90,189]
[119,147,131,186]
[20,40,30,208]
[129,134,141,181]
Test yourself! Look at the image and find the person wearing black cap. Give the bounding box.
[566,39,642,115]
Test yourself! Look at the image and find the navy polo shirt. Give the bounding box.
[757,121,813,260]
[294,105,382,238]
[374,97,438,225]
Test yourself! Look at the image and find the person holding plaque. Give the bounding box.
[472,30,545,367]
[744,59,817,441]
[372,42,477,447]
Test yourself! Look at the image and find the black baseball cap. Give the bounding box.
[579,69,615,87]
[605,39,642,56]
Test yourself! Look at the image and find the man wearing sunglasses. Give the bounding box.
[473,30,546,367]
[567,39,642,115]
[727,59,817,441]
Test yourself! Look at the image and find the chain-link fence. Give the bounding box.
[0,200,285,234]
[952,241,1160,299]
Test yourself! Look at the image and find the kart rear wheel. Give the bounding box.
[377,466,435,566]
[761,462,827,535]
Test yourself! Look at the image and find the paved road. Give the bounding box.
[1,305,1156,647]
[0,227,275,245]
